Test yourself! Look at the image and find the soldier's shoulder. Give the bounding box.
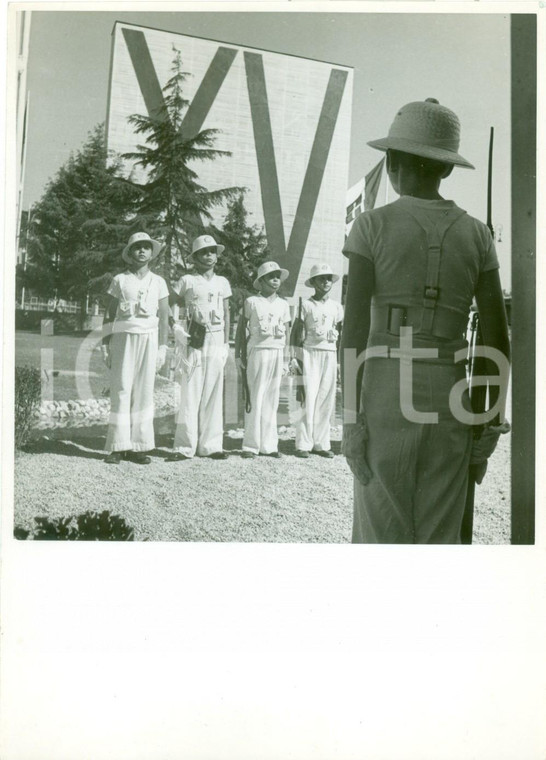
[453,207,492,242]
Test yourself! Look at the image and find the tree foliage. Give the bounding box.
[206,192,269,312]
[122,47,243,281]
[22,124,140,311]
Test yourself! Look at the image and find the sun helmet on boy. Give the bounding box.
[367,98,475,169]
[305,263,340,288]
[122,232,163,264]
[253,261,289,291]
[190,234,225,258]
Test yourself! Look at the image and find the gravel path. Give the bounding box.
[13,422,511,544]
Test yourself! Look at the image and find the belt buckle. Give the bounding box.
[423,286,440,308]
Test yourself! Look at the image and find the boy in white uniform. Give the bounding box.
[290,263,344,458]
[235,261,291,458]
[102,232,169,464]
[167,235,232,460]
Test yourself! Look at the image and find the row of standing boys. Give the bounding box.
[100,98,511,544]
[101,232,343,465]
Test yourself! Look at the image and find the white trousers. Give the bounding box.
[173,331,225,457]
[295,348,337,452]
[243,348,283,455]
[105,331,157,453]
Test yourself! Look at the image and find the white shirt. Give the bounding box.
[301,297,344,351]
[108,270,169,334]
[177,273,232,333]
[245,294,291,350]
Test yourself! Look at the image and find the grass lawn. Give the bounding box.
[16,329,112,401]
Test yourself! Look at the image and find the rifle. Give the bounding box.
[236,301,252,414]
[460,126,494,545]
[290,297,306,405]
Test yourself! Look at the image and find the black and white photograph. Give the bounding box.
[1,2,544,759]
[8,5,536,545]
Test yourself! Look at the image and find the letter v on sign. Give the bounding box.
[244,52,348,296]
[122,28,238,138]
[122,29,348,296]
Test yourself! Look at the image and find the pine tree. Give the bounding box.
[123,48,243,283]
[23,124,140,323]
[207,192,269,313]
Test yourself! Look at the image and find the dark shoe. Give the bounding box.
[241,451,256,459]
[209,451,228,460]
[315,449,334,458]
[104,451,123,464]
[165,452,190,462]
[295,450,310,458]
[126,451,151,465]
[263,451,282,459]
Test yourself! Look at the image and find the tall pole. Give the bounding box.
[510,15,536,544]
[16,11,32,245]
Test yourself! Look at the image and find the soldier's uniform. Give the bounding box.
[242,292,291,456]
[344,195,499,543]
[342,98,509,544]
[172,271,232,458]
[104,235,168,457]
[295,292,343,455]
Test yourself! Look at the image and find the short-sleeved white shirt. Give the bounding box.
[245,294,291,350]
[176,273,232,333]
[108,270,169,334]
[301,298,344,351]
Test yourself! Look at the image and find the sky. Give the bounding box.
[19,6,512,285]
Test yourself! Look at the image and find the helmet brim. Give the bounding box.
[368,137,475,170]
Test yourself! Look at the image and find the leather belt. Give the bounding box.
[370,303,468,341]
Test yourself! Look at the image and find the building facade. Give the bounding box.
[106,22,353,302]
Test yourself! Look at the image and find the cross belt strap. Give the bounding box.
[403,206,467,336]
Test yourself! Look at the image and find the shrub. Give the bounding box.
[15,366,42,448]
[14,510,135,541]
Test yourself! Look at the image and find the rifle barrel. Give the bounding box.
[487,126,494,238]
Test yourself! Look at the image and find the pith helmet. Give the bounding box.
[367,98,475,169]
[190,234,225,258]
[122,232,163,264]
[253,261,289,291]
[305,263,340,288]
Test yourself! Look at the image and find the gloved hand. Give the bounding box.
[470,461,488,486]
[342,412,372,486]
[235,357,246,373]
[471,421,511,465]
[173,323,190,347]
[470,421,511,485]
[101,344,111,369]
[156,344,168,372]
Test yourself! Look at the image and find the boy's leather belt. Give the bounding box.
[366,344,467,364]
[370,303,468,341]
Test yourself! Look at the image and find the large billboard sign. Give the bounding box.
[106,22,353,300]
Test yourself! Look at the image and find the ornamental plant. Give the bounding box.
[14,366,41,449]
